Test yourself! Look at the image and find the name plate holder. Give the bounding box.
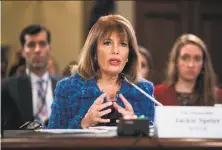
[155,106,222,139]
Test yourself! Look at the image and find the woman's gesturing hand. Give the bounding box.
[113,94,137,122]
[81,93,112,128]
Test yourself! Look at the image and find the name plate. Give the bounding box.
[155,106,222,138]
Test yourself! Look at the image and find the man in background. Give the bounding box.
[2,24,61,129]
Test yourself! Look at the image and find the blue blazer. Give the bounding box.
[48,73,155,129]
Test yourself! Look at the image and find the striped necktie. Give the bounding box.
[36,79,48,125]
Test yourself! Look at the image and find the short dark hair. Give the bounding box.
[19,24,51,47]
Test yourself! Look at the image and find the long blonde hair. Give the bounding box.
[166,33,217,105]
[72,14,140,83]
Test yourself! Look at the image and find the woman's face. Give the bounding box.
[177,43,203,82]
[97,31,129,77]
[139,53,149,79]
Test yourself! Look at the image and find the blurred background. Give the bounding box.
[1,0,222,85]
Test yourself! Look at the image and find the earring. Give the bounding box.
[126,59,128,62]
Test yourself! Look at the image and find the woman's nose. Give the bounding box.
[112,45,119,54]
[188,60,195,67]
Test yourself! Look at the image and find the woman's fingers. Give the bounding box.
[116,115,138,124]
[119,109,132,116]
[85,93,137,127]
[94,93,106,105]
[98,102,112,111]
[113,102,133,116]
[95,108,112,123]
[119,94,133,110]
[97,118,110,123]
[113,102,124,112]
[132,115,138,119]
[98,108,111,117]
[123,114,138,120]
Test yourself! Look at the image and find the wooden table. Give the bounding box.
[1,130,222,149]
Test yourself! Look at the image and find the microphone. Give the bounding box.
[119,73,163,106]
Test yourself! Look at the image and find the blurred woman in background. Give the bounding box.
[154,33,222,106]
[138,45,154,81]
[48,56,60,76]
[62,60,78,77]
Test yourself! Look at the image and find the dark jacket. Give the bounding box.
[1,73,61,129]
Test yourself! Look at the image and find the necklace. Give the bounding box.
[97,81,121,102]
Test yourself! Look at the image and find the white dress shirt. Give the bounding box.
[28,71,53,118]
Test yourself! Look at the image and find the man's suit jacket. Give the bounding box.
[1,74,61,129]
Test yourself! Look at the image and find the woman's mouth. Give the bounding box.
[109,58,121,66]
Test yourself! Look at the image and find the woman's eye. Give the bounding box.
[104,41,111,46]
[194,56,202,62]
[121,42,128,47]
[141,63,146,68]
[181,55,189,61]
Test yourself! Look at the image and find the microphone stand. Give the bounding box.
[120,73,163,106]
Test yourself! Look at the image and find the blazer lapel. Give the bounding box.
[17,75,33,122]
[50,76,57,98]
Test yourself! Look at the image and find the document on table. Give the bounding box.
[36,126,154,136]
[35,126,117,134]
[89,126,117,131]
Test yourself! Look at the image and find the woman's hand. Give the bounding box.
[113,94,137,122]
[81,93,112,128]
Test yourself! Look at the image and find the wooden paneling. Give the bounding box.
[136,0,222,85]
[136,0,184,84]
[199,0,222,87]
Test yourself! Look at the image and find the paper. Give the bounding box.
[35,129,109,134]
[155,106,222,138]
[89,126,117,131]
[36,125,155,136]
